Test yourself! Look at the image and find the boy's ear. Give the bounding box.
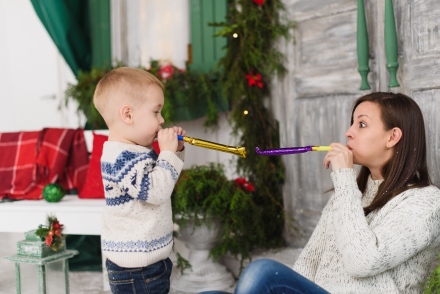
[120,105,133,124]
[387,127,402,149]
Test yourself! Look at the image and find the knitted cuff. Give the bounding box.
[158,150,184,172]
[331,168,358,192]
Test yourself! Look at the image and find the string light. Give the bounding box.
[243,110,249,115]
[233,33,238,38]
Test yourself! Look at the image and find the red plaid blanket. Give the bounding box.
[0,128,89,200]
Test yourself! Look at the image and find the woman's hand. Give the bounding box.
[323,143,353,171]
[173,126,186,151]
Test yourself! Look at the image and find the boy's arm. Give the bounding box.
[134,150,184,205]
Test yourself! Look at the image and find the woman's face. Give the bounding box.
[345,101,394,171]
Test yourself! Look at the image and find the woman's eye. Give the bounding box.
[359,122,366,128]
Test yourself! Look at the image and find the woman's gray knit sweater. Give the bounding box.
[293,168,440,294]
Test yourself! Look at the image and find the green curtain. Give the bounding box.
[30,0,112,272]
[30,0,91,76]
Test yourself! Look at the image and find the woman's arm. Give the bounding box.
[293,197,333,280]
[331,168,440,277]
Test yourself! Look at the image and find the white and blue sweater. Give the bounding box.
[100,141,184,268]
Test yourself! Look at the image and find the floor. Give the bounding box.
[1,232,301,294]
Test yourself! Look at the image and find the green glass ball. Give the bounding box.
[42,184,66,203]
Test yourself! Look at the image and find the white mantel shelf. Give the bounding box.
[0,195,105,235]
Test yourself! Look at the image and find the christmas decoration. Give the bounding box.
[234,177,255,192]
[35,215,65,251]
[42,183,66,202]
[211,0,295,259]
[253,0,265,6]
[65,60,228,129]
[4,223,77,293]
[158,63,175,79]
[245,72,264,88]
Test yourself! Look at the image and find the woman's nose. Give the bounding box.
[345,125,354,138]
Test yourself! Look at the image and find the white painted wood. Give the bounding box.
[0,0,82,133]
[0,197,104,235]
[112,0,190,69]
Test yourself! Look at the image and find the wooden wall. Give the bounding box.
[273,0,440,246]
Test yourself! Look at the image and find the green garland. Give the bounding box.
[172,163,259,270]
[65,67,109,130]
[65,62,228,129]
[212,0,294,250]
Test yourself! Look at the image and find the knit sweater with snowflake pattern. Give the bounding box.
[293,168,440,294]
[100,141,184,268]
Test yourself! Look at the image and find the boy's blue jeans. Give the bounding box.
[200,258,330,294]
[106,258,172,294]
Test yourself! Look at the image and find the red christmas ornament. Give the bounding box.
[45,235,53,246]
[245,72,264,88]
[244,182,255,192]
[235,177,247,185]
[253,0,265,6]
[52,221,61,230]
[234,177,255,192]
[158,64,175,79]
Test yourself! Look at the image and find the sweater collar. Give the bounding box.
[363,175,383,206]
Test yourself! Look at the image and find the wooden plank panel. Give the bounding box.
[412,90,440,187]
[202,0,215,70]
[288,0,356,22]
[406,59,440,89]
[190,0,204,70]
[295,11,362,95]
[213,0,227,64]
[282,94,358,245]
[412,1,440,55]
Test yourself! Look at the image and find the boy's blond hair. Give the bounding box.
[93,67,164,126]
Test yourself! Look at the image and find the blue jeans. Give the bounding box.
[200,259,330,294]
[106,258,172,294]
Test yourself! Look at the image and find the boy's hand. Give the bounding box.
[157,128,178,153]
[173,126,186,151]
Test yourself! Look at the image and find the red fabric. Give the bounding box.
[78,135,161,198]
[78,133,107,198]
[152,140,160,154]
[0,128,89,200]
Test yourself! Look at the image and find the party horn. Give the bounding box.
[255,146,331,156]
[178,135,246,158]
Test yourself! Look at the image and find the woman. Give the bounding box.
[202,92,440,294]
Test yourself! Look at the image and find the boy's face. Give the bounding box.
[132,84,165,146]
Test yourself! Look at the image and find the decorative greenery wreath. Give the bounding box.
[35,215,65,251]
[211,0,295,251]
